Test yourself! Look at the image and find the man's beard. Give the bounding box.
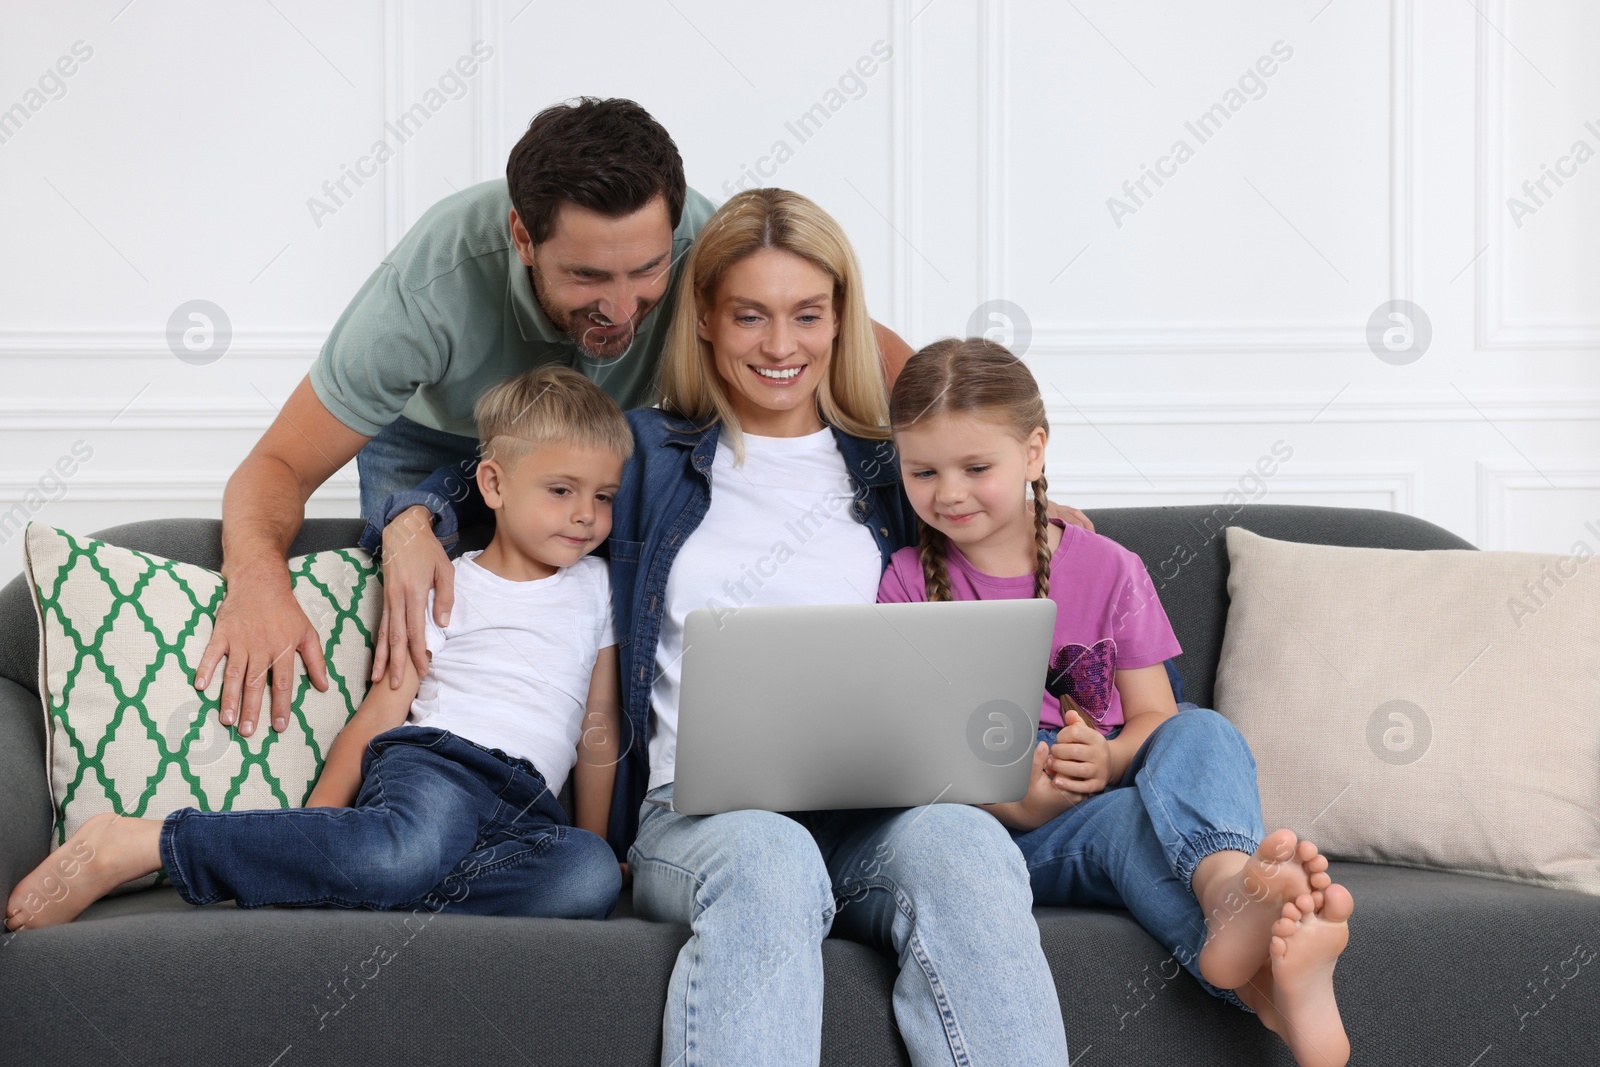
[531,268,651,362]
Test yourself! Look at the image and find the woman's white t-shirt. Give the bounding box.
[647,427,881,790]
[412,551,615,796]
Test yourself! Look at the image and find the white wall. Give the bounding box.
[2,0,1597,585]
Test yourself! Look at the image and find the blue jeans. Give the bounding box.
[628,784,1070,1067]
[1010,707,1264,1005]
[159,725,620,918]
[356,414,478,522]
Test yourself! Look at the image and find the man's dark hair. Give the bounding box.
[506,97,686,246]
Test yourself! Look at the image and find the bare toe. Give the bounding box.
[1197,831,1315,991]
[1265,882,1353,1067]
[1261,828,1299,865]
[1320,883,1355,923]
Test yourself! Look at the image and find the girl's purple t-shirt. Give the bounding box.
[877,519,1181,733]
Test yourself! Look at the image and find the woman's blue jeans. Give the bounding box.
[628,785,1070,1067]
[1010,706,1265,1004]
[159,725,620,919]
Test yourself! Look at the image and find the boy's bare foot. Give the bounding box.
[4,813,163,931]
[1194,828,1329,990]
[1262,884,1354,1067]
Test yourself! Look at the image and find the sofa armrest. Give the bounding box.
[0,676,52,900]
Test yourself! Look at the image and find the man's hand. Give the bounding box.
[1045,501,1094,533]
[370,505,455,690]
[202,373,369,737]
[194,563,330,738]
[1048,709,1113,795]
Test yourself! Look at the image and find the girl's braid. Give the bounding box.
[1031,473,1052,601]
[919,521,954,604]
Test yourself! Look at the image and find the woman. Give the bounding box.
[615,188,1071,1065]
[375,188,1070,1065]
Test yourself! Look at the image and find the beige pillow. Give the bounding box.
[1214,526,1600,894]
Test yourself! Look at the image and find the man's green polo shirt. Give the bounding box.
[310,179,715,438]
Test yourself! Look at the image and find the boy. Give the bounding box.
[5,366,629,929]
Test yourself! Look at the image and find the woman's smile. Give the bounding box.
[698,247,838,437]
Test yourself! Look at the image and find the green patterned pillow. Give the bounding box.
[23,524,381,892]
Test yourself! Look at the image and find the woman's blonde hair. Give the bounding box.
[657,188,888,462]
[888,337,1052,602]
[474,365,634,468]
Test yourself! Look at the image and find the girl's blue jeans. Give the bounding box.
[1010,706,1265,1005]
[628,785,1070,1067]
[158,725,620,919]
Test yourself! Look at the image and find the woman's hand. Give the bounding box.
[1025,740,1081,810]
[982,741,1081,832]
[1047,709,1113,796]
[370,505,455,690]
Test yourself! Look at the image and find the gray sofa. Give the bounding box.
[2,504,1596,1066]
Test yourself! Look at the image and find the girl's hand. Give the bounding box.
[1047,710,1113,795]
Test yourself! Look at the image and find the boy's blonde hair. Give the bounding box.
[473,365,634,467]
[656,187,889,463]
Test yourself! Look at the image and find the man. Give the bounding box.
[195,97,920,739]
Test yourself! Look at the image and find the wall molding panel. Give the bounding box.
[1,390,1594,433]
[1474,0,1600,350]
[0,475,360,504]
[1476,461,1600,550]
[980,0,1417,354]
[0,330,324,360]
[382,0,412,252]
[1061,464,1417,515]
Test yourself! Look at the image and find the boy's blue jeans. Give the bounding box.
[159,725,620,919]
[628,785,1070,1067]
[1010,706,1265,1005]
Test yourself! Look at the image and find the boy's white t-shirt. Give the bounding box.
[647,427,881,791]
[411,551,615,796]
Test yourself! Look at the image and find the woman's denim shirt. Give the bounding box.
[366,407,919,853]
[604,409,918,850]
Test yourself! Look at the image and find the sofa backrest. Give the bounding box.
[1086,504,1473,708]
[0,507,1474,710]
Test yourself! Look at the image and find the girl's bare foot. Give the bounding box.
[1261,884,1354,1067]
[4,813,163,931]
[1194,828,1328,990]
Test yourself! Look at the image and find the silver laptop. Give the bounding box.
[672,598,1057,815]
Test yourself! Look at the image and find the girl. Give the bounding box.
[877,337,1355,1067]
